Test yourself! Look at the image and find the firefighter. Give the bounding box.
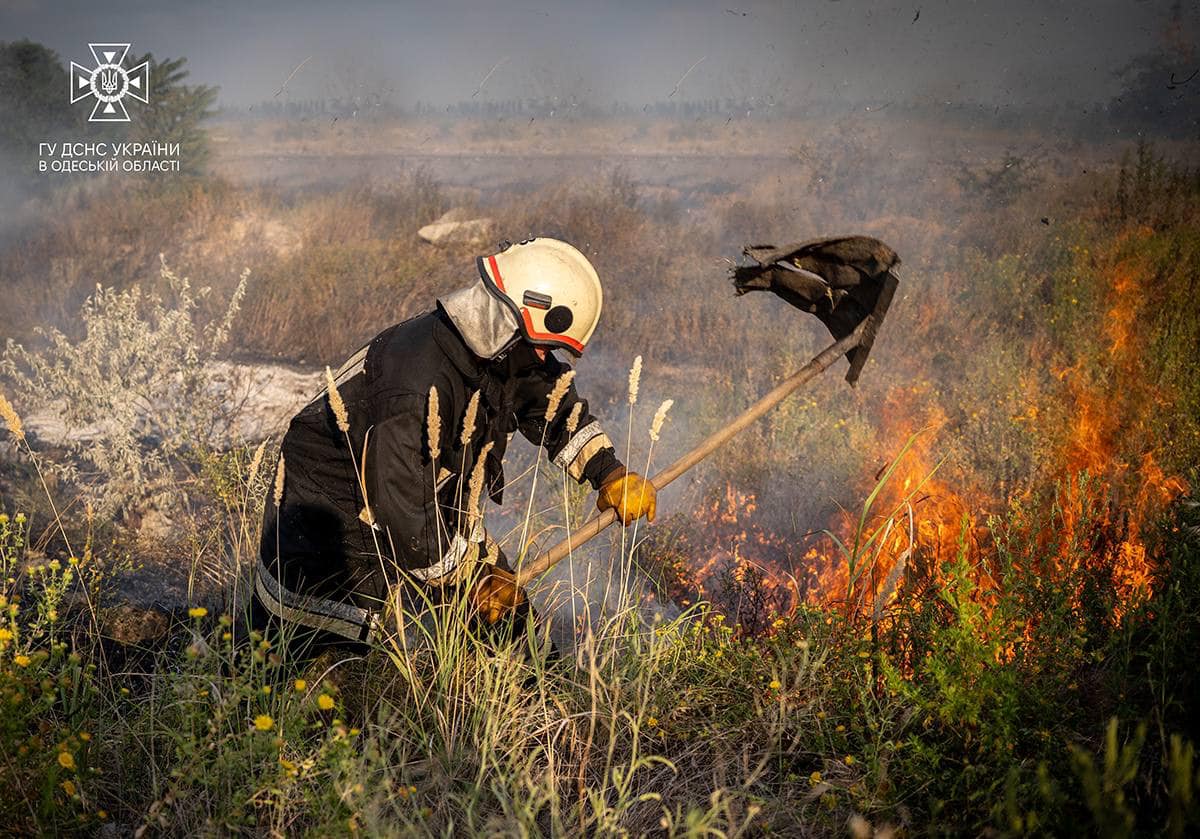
[251,237,656,652]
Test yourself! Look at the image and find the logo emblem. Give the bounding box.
[70,44,149,122]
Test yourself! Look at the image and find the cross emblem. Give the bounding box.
[70,43,149,122]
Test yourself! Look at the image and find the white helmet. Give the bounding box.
[476,237,603,357]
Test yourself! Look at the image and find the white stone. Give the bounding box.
[417,208,495,245]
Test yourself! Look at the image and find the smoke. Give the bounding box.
[1,0,1193,112]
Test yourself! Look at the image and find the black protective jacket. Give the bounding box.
[257,307,620,625]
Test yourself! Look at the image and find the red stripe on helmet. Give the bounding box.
[488,254,585,354]
[520,309,585,353]
[487,254,506,292]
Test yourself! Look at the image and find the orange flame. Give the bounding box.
[664,228,1186,638]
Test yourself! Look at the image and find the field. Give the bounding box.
[1,112,1199,836]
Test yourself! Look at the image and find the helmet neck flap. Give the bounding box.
[438,278,521,360]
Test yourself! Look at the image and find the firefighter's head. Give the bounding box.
[475,238,603,358]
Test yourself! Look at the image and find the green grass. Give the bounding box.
[0,489,830,835]
[1,452,1198,835]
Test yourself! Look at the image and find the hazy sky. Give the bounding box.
[1,0,1195,110]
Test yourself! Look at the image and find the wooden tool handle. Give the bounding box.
[515,320,869,585]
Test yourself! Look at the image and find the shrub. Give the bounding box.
[2,255,248,516]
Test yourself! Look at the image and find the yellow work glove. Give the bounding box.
[597,468,657,526]
[471,564,527,624]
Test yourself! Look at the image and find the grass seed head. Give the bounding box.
[546,370,576,421]
[628,355,643,405]
[247,440,267,484]
[326,366,350,433]
[460,390,480,448]
[467,441,495,526]
[427,386,442,461]
[0,391,24,442]
[566,402,584,436]
[273,454,286,507]
[873,549,910,623]
[650,399,674,442]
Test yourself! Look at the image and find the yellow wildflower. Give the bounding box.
[809,770,822,785]
[61,780,76,797]
[844,755,856,766]
[646,717,658,728]
[261,685,271,695]
[57,751,76,771]
[98,810,108,820]
[769,679,781,691]
[12,654,28,668]
[187,606,208,619]
[294,678,307,692]
[317,693,335,711]
[79,732,91,742]
[254,714,274,732]
[0,628,13,643]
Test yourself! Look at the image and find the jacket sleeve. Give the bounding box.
[513,356,622,489]
[363,392,474,583]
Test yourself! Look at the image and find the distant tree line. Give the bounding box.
[229,86,1196,141]
[248,97,404,119]
[229,95,1182,142]
[237,95,799,122]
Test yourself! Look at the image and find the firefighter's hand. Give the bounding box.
[597,468,657,526]
[471,565,527,624]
